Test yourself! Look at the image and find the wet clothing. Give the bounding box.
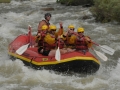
[38,33,57,56]
[38,47,50,56]
[75,35,92,51]
[43,27,64,50]
[37,27,64,56]
[35,32,46,47]
[44,33,56,46]
[65,34,77,49]
[76,35,88,50]
[57,38,65,49]
[56,27,63,36]
[84,36,93,48]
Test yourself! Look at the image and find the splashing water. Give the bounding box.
[0,0,120,90]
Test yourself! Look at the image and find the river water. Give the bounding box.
[0,0,120,90]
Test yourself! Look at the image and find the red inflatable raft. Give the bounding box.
[8,33,100,74]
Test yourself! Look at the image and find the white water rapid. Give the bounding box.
[0,0,120,90]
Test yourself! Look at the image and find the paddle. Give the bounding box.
[71,32,108,61]
[28,25,32,47]
[16,43,29,55]
[99,45,115,55]
[55,36,61,61]
[92,42,115,55]
[55,25,64,62]
[16,25,32,55]
[93,49,108,61]
[73,32,115,55]
[55,47,61,61]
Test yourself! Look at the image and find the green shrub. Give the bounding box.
[91,0,120,23]
[0,0,10,3]
[57,0,94,6]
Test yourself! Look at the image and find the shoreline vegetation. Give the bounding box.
[57,0,94,6]
[57,0,120,23]
[0,0,119,23]
[0,0,10,3]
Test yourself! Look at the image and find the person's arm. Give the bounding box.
[84,36,91,42]
[38,21,45,32]
[84,36,93,48]
[56,22,64,36]
[35,33,41,43]
[59,32,67,41]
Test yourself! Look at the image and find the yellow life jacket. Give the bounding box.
[44,33,56,45]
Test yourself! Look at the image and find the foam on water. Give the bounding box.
[0,0,120,90]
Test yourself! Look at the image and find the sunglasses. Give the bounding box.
[51,29,56,31]
[70,29,74,30]
[78,32,84,33]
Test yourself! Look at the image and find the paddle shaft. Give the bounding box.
[55,36,61,61]
[16,25,32,55]
[91,41,114,53]
[28,25,32,47]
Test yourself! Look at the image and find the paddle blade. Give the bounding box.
[16,43,29,55]
[94,49,108,61]
[55,47,61,61]
[100,45,115,55]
